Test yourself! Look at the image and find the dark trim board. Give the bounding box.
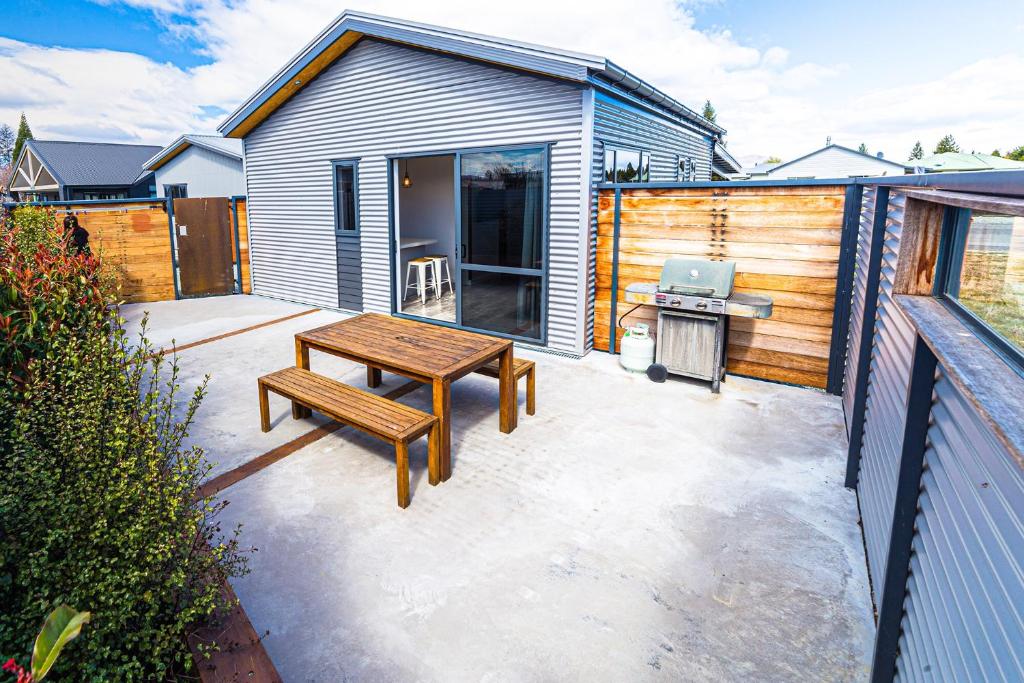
[827,183,865,395]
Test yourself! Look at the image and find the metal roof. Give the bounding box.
[712,142,742,174]
[218,10,724,138]
[764,143,910,176]
[25,140,161,187]
[144,134,244,171]
[913,152,1024,172]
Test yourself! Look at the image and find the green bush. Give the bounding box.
[0,207,249,679]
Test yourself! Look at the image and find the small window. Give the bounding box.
[333,161,358,232]
[604,147,649,183]
[677,157,697,182]
[164,184,187,199]
[945,211,1024,357]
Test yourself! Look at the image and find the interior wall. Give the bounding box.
[396,155,456,297]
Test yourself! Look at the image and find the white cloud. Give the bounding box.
[3,1,1023,165]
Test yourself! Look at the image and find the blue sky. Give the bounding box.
[2,0,1023,163]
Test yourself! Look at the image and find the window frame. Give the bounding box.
[935,205,1024,374]
[331,159,360,234]
[603,145,650,183]
[163,184,187,199]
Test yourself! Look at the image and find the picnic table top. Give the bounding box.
[296,313,511,380]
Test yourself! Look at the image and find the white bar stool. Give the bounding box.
[404,256,438,305]
[425,254,454,299]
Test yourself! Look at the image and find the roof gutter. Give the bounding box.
[599,60,725,136]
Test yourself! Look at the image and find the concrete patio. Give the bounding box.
[125,294,874,682]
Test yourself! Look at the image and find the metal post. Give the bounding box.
[165,197,181,300]
[827,183,864,395]
[869,335,937,683]
[845,186,891,488]
[609,187,622,354]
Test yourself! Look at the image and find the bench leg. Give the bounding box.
[258,381,271,432]
[526,367,536,416]
[427,421,441,486]
[395,440,410,509]
[367,366,382,388]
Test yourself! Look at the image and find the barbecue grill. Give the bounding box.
[624,257,773,392]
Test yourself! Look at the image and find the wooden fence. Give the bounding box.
[6,197,250,303]
[595,184,850,389]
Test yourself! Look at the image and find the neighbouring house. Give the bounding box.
[9,140,161,202]
[144,134,245,198]
[745,143,909,179]
[218,11,725,355]
[911,151,1024,173]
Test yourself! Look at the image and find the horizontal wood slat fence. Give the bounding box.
[595,184,851,389]
[4,197,250,303]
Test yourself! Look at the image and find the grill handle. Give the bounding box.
[664,284,716,296]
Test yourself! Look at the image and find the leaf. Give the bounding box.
[31,605,91,681]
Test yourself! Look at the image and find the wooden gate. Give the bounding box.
[173,197,235,296]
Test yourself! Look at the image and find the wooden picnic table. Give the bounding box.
[293,313,517,482]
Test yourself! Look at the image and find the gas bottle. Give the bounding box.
[619,323,655,372]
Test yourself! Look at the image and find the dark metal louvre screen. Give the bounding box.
[843,186,877,436]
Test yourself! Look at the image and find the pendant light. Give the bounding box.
[402,158,413,188]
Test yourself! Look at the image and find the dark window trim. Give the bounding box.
[331,158,360,234]
[935,205,1024,376]
[602,144,650,183]
[163,184,188,199]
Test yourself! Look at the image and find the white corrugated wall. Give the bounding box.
[243,38,586,353]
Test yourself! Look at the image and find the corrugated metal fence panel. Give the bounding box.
[895,367,1024,682]
[244,38,586,352]
[584,96,713,349]
[843,186,877,434]
[857,190,912,600]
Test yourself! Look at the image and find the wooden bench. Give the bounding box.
[258,367,438,508]
[474,358,536,416]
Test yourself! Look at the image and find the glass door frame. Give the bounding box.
[387,142,551,345]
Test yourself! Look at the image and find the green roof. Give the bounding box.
[914,152,1024,172]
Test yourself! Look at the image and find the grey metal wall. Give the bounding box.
[153,146,245,199]
[843,186,877,435]
[584,95,714,348]
[243,38,587,352]
[894,366,1024,682]
[855,190,912,599]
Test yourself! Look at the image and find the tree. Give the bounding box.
[933,134,960,154]
[857,143,869,154]
[701,100,717,123]
[764,155,782,164]
[991,149,1002,157]
[1005,146,1024,161]
[0,123,14,166]
[908,141,924,160]
[12,113,33,167]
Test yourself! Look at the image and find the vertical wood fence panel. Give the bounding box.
[594,184,849,388]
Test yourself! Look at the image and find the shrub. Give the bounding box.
[0,207,249,679]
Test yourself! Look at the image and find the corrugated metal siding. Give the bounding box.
[244,38,586,352]
[895,367,1024,682]
[843,187,877,434]
[583,96,713,348]
[153,145,245,198]
[856,190,911,600]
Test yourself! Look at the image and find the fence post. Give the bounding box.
[608,187,622,354]
[869,334,937,683]
[230,196,243,294]
[826,183,863,395]
[845,186,890,488]
[165,197,181,300]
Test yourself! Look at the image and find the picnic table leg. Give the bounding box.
[427,420,441,486]
[433,378,452,481]
[293,338,311,419]
[367,366,382,388]
[499,346,517,434]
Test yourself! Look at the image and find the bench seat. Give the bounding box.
[474,357,536,416]
[258,366,437,508]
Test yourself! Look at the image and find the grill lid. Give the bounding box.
[658,258,735,298]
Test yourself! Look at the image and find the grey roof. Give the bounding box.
[27,140,162,187]
[766,144,909,176]
[219,10,725,138]
[144,134,244,171]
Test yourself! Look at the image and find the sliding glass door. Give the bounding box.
[457,147,547,341]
